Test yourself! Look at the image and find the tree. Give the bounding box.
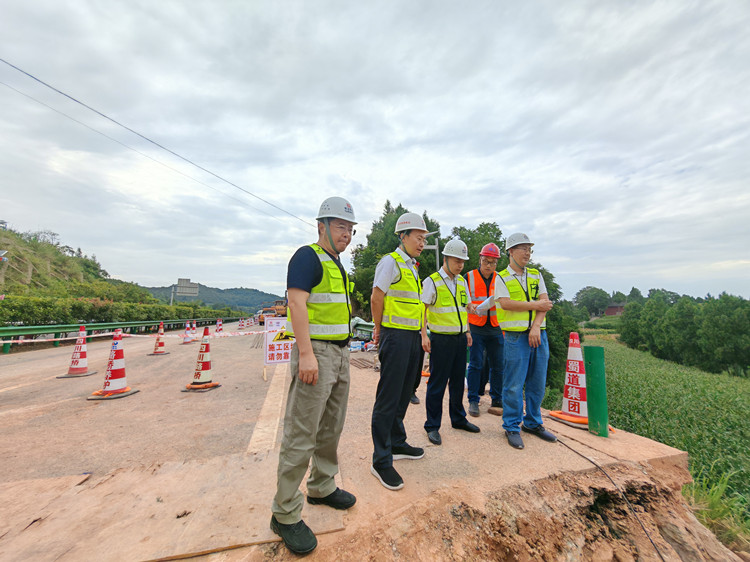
[627,287,645,304]
[698,293,750,376]
[573,286,610,317]
[619,302,643,348]
[610,290,627,304]
[648,288,681,305]
[447,222,505,273]
[349,201,440,317]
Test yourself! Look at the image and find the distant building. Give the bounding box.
[605,303,626,316]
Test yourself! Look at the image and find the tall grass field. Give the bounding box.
[584,335,749,547]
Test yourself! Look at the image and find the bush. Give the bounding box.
[0,295,228,325]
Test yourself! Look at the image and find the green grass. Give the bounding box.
[585,335,750,527]
[584,316,622,331]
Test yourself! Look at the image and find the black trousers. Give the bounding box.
[424,332,468,432]
[371,327,422,469]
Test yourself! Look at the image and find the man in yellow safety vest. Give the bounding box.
[271,196,357,555]
[421,238,480,446]
[370,212,428,491]
[476,233,556,450]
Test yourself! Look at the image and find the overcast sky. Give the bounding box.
[1,1,749,301]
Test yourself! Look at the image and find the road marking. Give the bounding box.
[0,374,59,394]
[246,363,288,456]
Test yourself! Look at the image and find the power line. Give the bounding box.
[0,78,304,231]
[0,57,316,229]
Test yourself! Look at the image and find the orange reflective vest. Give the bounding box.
[466,269,499,327]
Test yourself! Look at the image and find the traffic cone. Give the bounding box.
[191,320,198,339]
[239,318,245,330]
[215,318,223,334]
[57,326,97,378]
[183,327,220,392]
[148,321,169,356]
[549,332,590,429]
[182,321,194,344]
[88,329,139,400]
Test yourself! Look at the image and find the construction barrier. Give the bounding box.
[87,329,139,400]
[57,326,97,378]
[183,327,220,392]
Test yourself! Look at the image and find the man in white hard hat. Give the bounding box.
[421,239,480,446]
[476,232,556,450]
[370,212,428,491]
[271,196,357,555]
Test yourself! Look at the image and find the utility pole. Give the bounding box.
[423,231,440,272]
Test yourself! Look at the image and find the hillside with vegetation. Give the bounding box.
[145,284,282,313]
[0,228,244,324]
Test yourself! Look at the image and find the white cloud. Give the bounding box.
[1,0,749,300]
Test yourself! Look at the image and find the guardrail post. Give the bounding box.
[583,345,609,437]
[2,339,10,354]
[53,333,61,348]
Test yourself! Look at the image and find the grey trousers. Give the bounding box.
[271,340,350,524]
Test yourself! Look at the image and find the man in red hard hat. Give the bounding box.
[465,243,504,418]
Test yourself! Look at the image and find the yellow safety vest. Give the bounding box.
[382,251,423,330]
[426,271,468,334]
[497,267,547,331]
[286,243,353,340]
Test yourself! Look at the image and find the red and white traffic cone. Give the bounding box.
[215,318,223,334]
[88,329,139,400]
[148,321,169,356]
[549,332,589,429]
[183,327,220,392]
[58,326,97,378]
[182,321,194,344]
[191,321,198,339]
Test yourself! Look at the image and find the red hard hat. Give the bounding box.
[479,243,501,258]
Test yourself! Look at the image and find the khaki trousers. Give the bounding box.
[272,340,350,524]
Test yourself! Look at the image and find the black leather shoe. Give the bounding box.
[522,424,558,442]
[452,421,480,433]
[409,394,420,405]
[505,431,524,449]
[427,430,442,445]
[307,488,356,510]
[270,516,317,554]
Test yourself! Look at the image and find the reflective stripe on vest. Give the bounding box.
[382,251,423,330]
[426,271,468,334]
[286,243,352,340]
[497,267,546,331]
[466,269,499,327]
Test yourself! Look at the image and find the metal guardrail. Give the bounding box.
[0,317,242,353]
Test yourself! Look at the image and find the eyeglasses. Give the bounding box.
[481,258,498,265]
[512,246,533,254]
[332,224,356,236]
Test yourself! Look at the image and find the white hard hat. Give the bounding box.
[394,212,427,233]
[443,239,469,260]
[506,232,534,251]
[316,196,357,224]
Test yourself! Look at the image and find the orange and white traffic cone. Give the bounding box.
[549,332,589,429]
[148,321,169,356]
[182,321,194,344]
[215,318,223,334]
[57,326,97,378]
[183,327,220,392]
[88,329,139,400]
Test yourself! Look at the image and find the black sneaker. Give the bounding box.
[409,394,420,405]
[468,402,480,417]
[307,488,356,510]
[491,400,502,408]
[270,516,317,554]
[392,443,425,460]
[521,424,558,442]
[505,431,525,449]
[371,465,404,490]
